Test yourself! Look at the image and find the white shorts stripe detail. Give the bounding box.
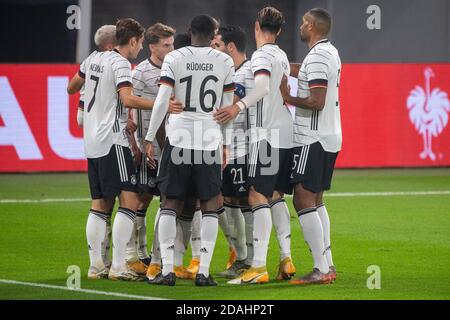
[297,146,306,174]
[115,145,125,182]
[300,145,310,174]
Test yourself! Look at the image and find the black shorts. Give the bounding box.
[156,139,222,201]
[247,140,293,197]
[88,144,138,199]
[137,151,160,196]
[290,142,338,193]
[222,155,248,198]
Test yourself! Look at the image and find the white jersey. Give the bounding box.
[132,58,162,159]
[79,49,132,158]
[294,39,342,153]
[250,43,293,149]
[231,59,254,160]
[160,45,235,151]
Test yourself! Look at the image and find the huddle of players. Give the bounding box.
[68,5,341,287]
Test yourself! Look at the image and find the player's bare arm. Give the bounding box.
[280,75,327,110]
[67,73,85,94]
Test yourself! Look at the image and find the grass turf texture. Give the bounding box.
[0,169,449,300]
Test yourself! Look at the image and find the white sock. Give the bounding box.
[158,209,177,276]
[242,207,253,266]
[125,220,139,262]
[224,206,237,250]
[226,204,247,261]
[317,204,334,268]
[136,209,150,259]
[218,208,234,250]
[111,207,136,272]
[190,209,202,259]
[174,216,191,267]
[270,199,292,261]
[101,213,112,267]
[86,210,108,270]
[251,204,272,268]
[198,212,219,277]
[150,208,161,265]
[298,207,329,274]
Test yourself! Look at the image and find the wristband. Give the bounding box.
[236,101,246,111]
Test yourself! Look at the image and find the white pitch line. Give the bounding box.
[0,279,167,300]
[1,191,450,204]
[0,198,91,204]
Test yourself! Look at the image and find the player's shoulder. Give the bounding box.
[211,48,234,67]
[167,46,196,60]
[251,44,278,63]
[109,50,131,67]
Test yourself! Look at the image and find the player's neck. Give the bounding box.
[190,36,211,47]
[256,33,277,49]
[308,35,328,49]
[149,55,162,68]
[115,46,131,60]
[232,54,247,69]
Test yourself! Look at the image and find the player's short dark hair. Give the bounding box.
[218,25,247,53]
[308,8,332,35]
[145,22,176,45]
[116,18,145,46]
[174,33,191,49]
[257,6,285,34]
[190,15,218,40]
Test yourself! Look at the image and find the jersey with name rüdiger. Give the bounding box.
[159,46,235,151]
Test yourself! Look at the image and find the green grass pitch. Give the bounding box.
[0,169,449,300]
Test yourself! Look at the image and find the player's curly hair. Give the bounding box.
[116,18,145,46]
[257,6,285,34]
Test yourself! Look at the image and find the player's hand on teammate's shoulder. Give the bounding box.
[214,104,241,124]
[168,96,183,114]
[279,75,291,102]
[144,141,157,169]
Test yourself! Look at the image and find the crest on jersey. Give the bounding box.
[130,174,137,185]
[406,67,450,161]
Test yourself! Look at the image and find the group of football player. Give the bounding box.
[68,5,342,287]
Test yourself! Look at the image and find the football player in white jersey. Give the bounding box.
[212,25,253,278]
[144,15,235,286]
[280,8,341,285]
[126,22,176,280]
[67,18,182,281]
[77,25,117,128]
[216,7,296,285]
[72,25,117,274]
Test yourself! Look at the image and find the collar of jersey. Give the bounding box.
[308,39,329,52]
[148,58,161,69]
[261,42,277,47]
[235,59,249,71]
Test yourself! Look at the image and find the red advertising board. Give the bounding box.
[0,63,449,172]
